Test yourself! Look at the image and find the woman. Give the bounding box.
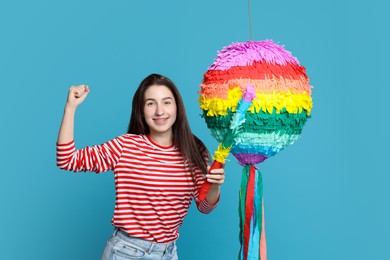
[56,74,225,260]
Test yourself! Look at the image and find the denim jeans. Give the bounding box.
[101,229,178,260]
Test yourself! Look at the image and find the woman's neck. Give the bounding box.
[148,132,173,147]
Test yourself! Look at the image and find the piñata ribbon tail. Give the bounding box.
[244,165,256,260]
[239,165,249,260]
[239,165,266,260]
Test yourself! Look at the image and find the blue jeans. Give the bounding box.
[101,229,178,260]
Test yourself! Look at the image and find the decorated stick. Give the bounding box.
[198,85,256,201]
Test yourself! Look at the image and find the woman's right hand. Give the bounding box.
[66,85,89,109]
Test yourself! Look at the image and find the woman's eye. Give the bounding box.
[146,102,155,106]
[164,101,171,105]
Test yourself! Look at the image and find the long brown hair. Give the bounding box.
[127,73,209,174]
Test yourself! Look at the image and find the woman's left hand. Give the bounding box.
[206,166,225,185]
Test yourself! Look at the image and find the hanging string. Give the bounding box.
[248,0,253,40]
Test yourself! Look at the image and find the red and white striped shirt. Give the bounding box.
[56,134,218,243]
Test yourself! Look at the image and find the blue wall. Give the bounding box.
[1,0,389,259]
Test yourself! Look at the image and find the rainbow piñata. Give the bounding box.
[198,40,313,260]
[199,40,312,165]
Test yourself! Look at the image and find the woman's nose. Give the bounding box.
[155,104,163,115]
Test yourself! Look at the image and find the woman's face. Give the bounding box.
[143,85,177,140]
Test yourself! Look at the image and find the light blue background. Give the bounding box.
[1,0,389,259]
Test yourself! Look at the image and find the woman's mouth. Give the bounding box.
[153,117,169,125]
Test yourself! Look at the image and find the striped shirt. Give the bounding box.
[56,134,218,243]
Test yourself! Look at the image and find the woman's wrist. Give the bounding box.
[206,185,220,204]
[64,103,77,113]
[209,183,221,191]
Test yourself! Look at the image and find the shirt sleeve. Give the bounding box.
[193,150,220,214]
[56,136,124,173]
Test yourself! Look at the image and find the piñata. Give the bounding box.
[198,40,312,260]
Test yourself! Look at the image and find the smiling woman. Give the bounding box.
[142,85,177,146]
[56,73,226,260]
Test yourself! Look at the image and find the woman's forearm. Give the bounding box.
[206,184,220,204]
[57,85,89,144]
[57,105,76,144]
